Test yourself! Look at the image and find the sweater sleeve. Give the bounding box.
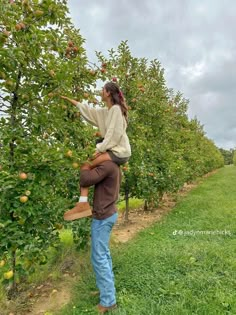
[76,102,103,127]
[96,105,124,153]
[80,163,112,187]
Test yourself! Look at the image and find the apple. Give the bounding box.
[22,94,28,100]
[3,30,10,37]
[49,70,55,77]
[19,22,26,30]
[66,46,71,53]
[101,68,106,73]
[25,190,31,196]
[65,150,73,158]
[15,24,22,31]
[94,131,101,137]
[18,218,25,225]
[20,196,28,203]
[4,270,14,280]
[139,87,145,93]
[0,72,6,79]
[112,77,117,82]
[68,40,74,47]
[72,162,79,169]
[89,70,96,76]
[34,10,44,17]
[73,46,79,52]
[0,260,5,267]
[48,92,54,98]
[19,172,28,180]
[122,166,128,171]
[102,62,107,68]
[5,79,14,87]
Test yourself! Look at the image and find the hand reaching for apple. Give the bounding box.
[60,96,78,106]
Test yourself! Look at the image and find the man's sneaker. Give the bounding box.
[96,303,117,313]
[64,202,92,221]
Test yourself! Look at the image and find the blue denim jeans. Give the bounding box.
[91,212,118,307]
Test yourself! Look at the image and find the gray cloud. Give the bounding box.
[68,0,236,149]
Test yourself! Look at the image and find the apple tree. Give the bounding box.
[0,0,97,293]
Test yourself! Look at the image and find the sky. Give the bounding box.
[67,0,236,150]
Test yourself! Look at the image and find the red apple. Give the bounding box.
[19,172,28,180]
[15,24,22,31]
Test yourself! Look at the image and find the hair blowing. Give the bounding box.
[104,82,128,124]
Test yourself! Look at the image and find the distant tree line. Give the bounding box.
[219,148,235,165]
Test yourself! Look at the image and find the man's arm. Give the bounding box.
[80,163,112,187]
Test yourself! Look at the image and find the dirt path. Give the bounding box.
[112,181,201,243]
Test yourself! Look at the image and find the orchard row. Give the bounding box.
[0,0,223,292]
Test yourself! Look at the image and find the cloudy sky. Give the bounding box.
[68,0,236,150]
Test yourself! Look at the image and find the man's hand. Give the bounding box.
[88,151,102,161]
[92,151,102,160]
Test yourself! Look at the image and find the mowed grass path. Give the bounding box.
[59,165,236,315]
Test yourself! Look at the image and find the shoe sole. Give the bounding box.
[64,209,92,221]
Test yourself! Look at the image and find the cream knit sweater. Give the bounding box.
[76,102,131,158]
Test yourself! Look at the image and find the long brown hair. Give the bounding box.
[104,81,128,124]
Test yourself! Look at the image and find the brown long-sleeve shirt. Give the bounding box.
[80,161,121,220]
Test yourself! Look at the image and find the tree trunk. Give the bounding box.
[144,200,148,211]
[124,177,129,222]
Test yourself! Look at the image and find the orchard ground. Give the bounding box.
[1,165,235,314]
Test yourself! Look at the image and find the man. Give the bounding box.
[64,160,121,313]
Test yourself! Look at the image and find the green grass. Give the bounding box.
[57,165,236,315]
[0,228,79,314]
[117,198,144,212]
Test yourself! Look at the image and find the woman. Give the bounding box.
[61,81,131,221]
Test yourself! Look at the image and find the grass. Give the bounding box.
[117,198,144,212]
[0,229,82,315]
[57,165,236,315]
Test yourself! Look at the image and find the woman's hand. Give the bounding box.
[60,96,78,106]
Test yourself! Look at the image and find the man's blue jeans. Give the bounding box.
[91,212,118,307]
